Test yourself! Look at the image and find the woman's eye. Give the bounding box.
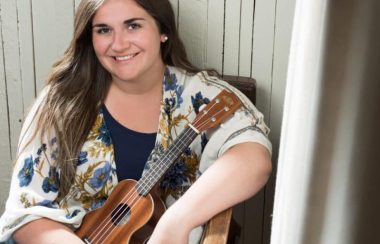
[95,27,110,34]
[127,23,141,30]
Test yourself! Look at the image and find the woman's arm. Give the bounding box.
[13,218,84,244]
[148,141,272,243]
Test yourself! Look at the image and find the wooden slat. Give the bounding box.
[249,1,277,242]
[223,0,241,76]
[239,0,255,77]
[244,190,265,244]
[0,2,11,163]
[206,0,224,72]
[0,0,21,214]
[32,0,74,93]
[17,0,37,108]
[178,0,207,68]
[251,0,276,121]
[1,0,24,157]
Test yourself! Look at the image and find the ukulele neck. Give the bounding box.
[136,126,198,196]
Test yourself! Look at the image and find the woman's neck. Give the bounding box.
[110,62,166,95]
[104,68,164,133]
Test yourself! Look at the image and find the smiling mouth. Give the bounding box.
[114,53,139,61]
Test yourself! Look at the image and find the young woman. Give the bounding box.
[0,0,272,243]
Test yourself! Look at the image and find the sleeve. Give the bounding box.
[0,87,81,241]
[199,86,272,172]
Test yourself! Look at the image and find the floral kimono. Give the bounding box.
[0,66,272,243]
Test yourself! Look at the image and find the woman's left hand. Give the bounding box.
[147,205,190,244]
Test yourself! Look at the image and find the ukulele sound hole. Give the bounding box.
[111,203,131,226]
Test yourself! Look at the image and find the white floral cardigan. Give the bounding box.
[0,66,272,243]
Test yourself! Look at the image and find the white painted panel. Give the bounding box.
[239,0,255,77]
[0,161,11,214]
[251,0,276,120]
[178,0,208,68]
[0,2,11,163]
[17,0,37,109]
[1,0,24,157]
[206,0,224,72]
[223,0,241,75]
[0,0,22,213]
[169,0,179,26]
[32,0,74,93]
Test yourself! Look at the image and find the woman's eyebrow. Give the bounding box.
[92,23,108,28]
[124,17,145,24]
[92,18,145,28]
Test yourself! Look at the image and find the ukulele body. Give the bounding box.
[75,179,166,243]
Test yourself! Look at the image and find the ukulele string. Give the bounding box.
[87,102,229,243]
[141,105,229,192]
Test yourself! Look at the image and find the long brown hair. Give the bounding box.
[29,0,206,198]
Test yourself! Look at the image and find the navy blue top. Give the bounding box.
[102,105,157,181]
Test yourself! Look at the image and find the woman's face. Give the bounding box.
[92,0,167,85]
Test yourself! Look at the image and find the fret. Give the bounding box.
[136,126,198,196]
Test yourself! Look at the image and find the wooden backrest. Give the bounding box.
[222,75,256,105]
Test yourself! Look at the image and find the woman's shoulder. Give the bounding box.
[166,66,237,94]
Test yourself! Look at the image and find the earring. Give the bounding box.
[162,36,168,42]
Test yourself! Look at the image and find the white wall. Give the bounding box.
[0,0,295,243]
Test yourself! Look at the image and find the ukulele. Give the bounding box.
[75,89,242,243]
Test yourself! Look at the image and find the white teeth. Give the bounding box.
[115,54,136,61]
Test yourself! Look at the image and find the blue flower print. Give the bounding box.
[18,156,34,187]
[175,85,184,108]
[191,92,210,114]
[50,137,57,145]
[163,70,184,108]
[77,151,88,166]
[97,122,112,146]
[164,70,178,91]
[34,143,47,166]
[201,133,209,152]
[160,160,188,190]
[66,209,81,219]
[34,157,40,166]
[50,148,59,161]
[89,162,111,189]
[36,143,47,156]
[42,167,59,193]
[36,200,56,208]
[164,97,176,119]
[91,197,107,210]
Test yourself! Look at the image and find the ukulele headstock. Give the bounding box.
[192,90,242,133]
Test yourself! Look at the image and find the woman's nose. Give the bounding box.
[111,30,130,51]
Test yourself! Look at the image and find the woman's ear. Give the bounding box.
[161,34,168,43]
